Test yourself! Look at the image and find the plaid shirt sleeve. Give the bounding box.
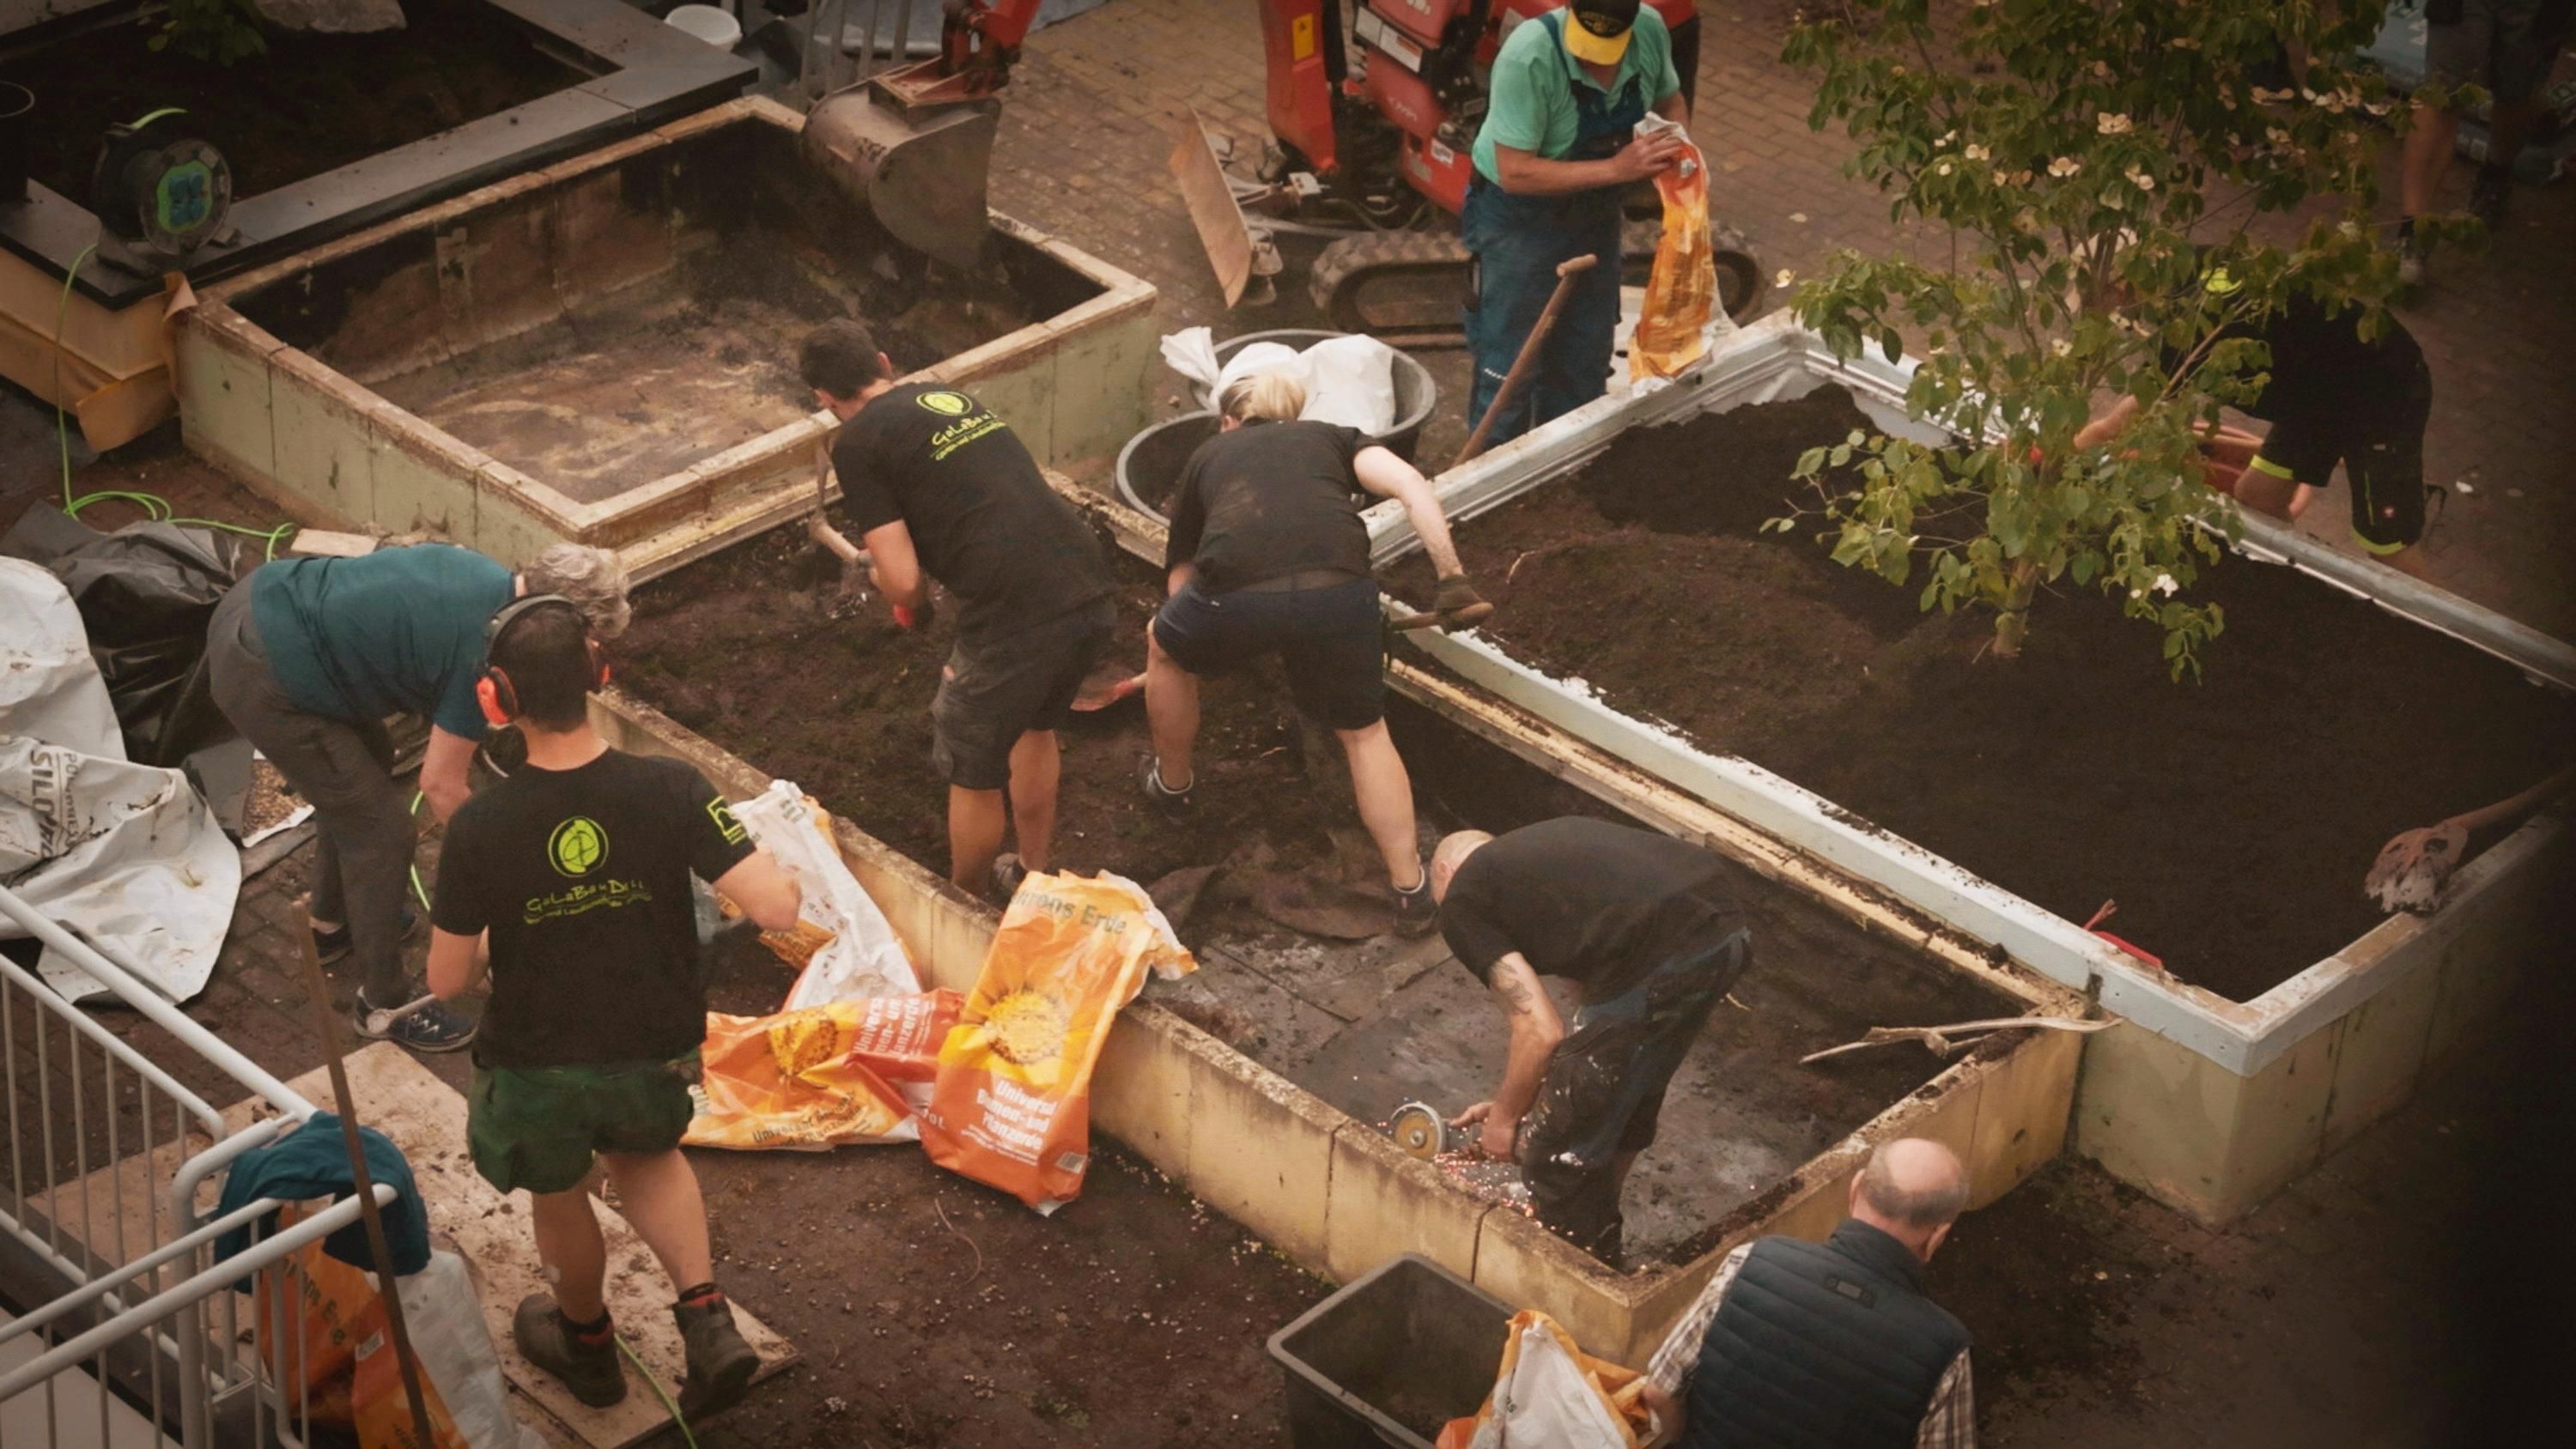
[1644,1245,1753,1398]
[1916,1350,1976,1449]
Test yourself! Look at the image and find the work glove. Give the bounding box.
[1432,573,1492,629]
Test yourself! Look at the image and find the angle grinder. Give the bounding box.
[1388,1100,1455,1161]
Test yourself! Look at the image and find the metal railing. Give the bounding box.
[0,880,376,1449]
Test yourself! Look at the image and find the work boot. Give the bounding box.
[352,985,477,1054]
[1137,755,1194,818]
[1393,870,1438,937]
[2470,166,2512,227]
[513,1294,625,1408]
[672,1288,760,1419]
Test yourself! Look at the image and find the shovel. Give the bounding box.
[1069,599,1495,713]
[2364,763,2573,913]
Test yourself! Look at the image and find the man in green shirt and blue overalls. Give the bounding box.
[1466,0,1690,445]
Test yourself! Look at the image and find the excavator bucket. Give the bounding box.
[802,80,1001,270]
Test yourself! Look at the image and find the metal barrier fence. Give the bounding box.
[0,881,379,1449]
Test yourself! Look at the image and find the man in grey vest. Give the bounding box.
[1640,1138,1977,1447]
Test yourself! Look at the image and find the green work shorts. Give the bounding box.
[466,1053,701,1196]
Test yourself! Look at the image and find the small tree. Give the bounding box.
[1777,0,2467,676]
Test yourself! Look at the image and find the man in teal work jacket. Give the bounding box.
[1466,0,1690,445]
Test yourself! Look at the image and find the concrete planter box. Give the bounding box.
[1368,314,2576,1222]
[585,474,2085,1367]
[173,98,1157,580]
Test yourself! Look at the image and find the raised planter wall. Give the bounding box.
[1364,313,2574,1222]
[173,98,1157,580]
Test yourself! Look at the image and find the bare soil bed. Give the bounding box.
[1,0,580,201]
[372,240,1032,504]
[618,516,2020,1268]
[1389,388,2575,1001]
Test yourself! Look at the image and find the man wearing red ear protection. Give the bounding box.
[204,540,631,1052]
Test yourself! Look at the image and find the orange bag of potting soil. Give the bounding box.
[686,990,962,1150]
[1435,1309,1652,1449]
[252,1209,470,1449]
[1628,118,1718,383]
[918,872,1194,1213]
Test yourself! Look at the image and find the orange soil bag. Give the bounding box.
[918,872,1194,1213]
[686,990,962,1150]
[253,1209,466,1449]
[1435,1309,1652,1449]
[1628,118,1718,383]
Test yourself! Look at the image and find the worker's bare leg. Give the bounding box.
[1144,632,1200,791]
[529,1185,611,1322]
[2401,103,2460,221]
[949,785,1008,894]
[599,1149,715,1296]
[1610,1149,1642,1197]
[1007,730,1061,872]
[2233,468,2301,522]
[1338,721,1425,890]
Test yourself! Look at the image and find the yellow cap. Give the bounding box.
[1564,4,1636,65]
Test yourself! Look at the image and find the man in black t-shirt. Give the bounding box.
[428,597,802,1417]
[1144,370,1488,932]
[2160,280,2437,581]
[1430,817,1754,1265]
[796,319,1117,900]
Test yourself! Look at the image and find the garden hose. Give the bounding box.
[617,1336,699,1449]
[52,241,294,558]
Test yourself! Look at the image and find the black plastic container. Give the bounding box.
[0,83,32,203]
[1267,1254,1515,1449]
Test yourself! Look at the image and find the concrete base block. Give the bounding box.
[1322,1125,1485,1288]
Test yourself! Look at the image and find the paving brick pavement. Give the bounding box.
[999,0,2573,636]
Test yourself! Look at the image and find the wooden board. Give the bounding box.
[245,1046,798,1448]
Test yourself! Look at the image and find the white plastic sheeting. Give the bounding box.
[0,561,236,1003]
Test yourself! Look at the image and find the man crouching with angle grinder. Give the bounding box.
[1428,818,1754,1267]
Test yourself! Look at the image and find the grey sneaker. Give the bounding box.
[2397,238,2427,288]
[1136,755,1194,818]
[989,852,1029,905]
[513,1294,625,1408]
[673,1294,759,1418]
[1393,872,1437,937]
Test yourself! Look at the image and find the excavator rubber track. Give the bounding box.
[1310,220,1767,347]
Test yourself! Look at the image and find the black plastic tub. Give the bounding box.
[1268,1254,1514,1449]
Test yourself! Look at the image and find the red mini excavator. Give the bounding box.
[806,2,1761,340]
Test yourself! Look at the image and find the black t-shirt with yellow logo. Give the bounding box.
[432,750,755,1069]
[829,382,1112,642]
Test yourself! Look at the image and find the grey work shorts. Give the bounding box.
[2427,0,2557,108]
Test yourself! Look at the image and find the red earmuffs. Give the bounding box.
[477,593,610,728]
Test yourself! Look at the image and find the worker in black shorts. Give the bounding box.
[1429,817,1754,1266]
[1139,371,1487,932]
[2162,276,2438,581]
[798,320,1118,900]
[428,597,803,1416]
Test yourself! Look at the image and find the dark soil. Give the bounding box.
[617,517,1371,892]
[1,0,582,202]
[1390,388,2576,1001]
